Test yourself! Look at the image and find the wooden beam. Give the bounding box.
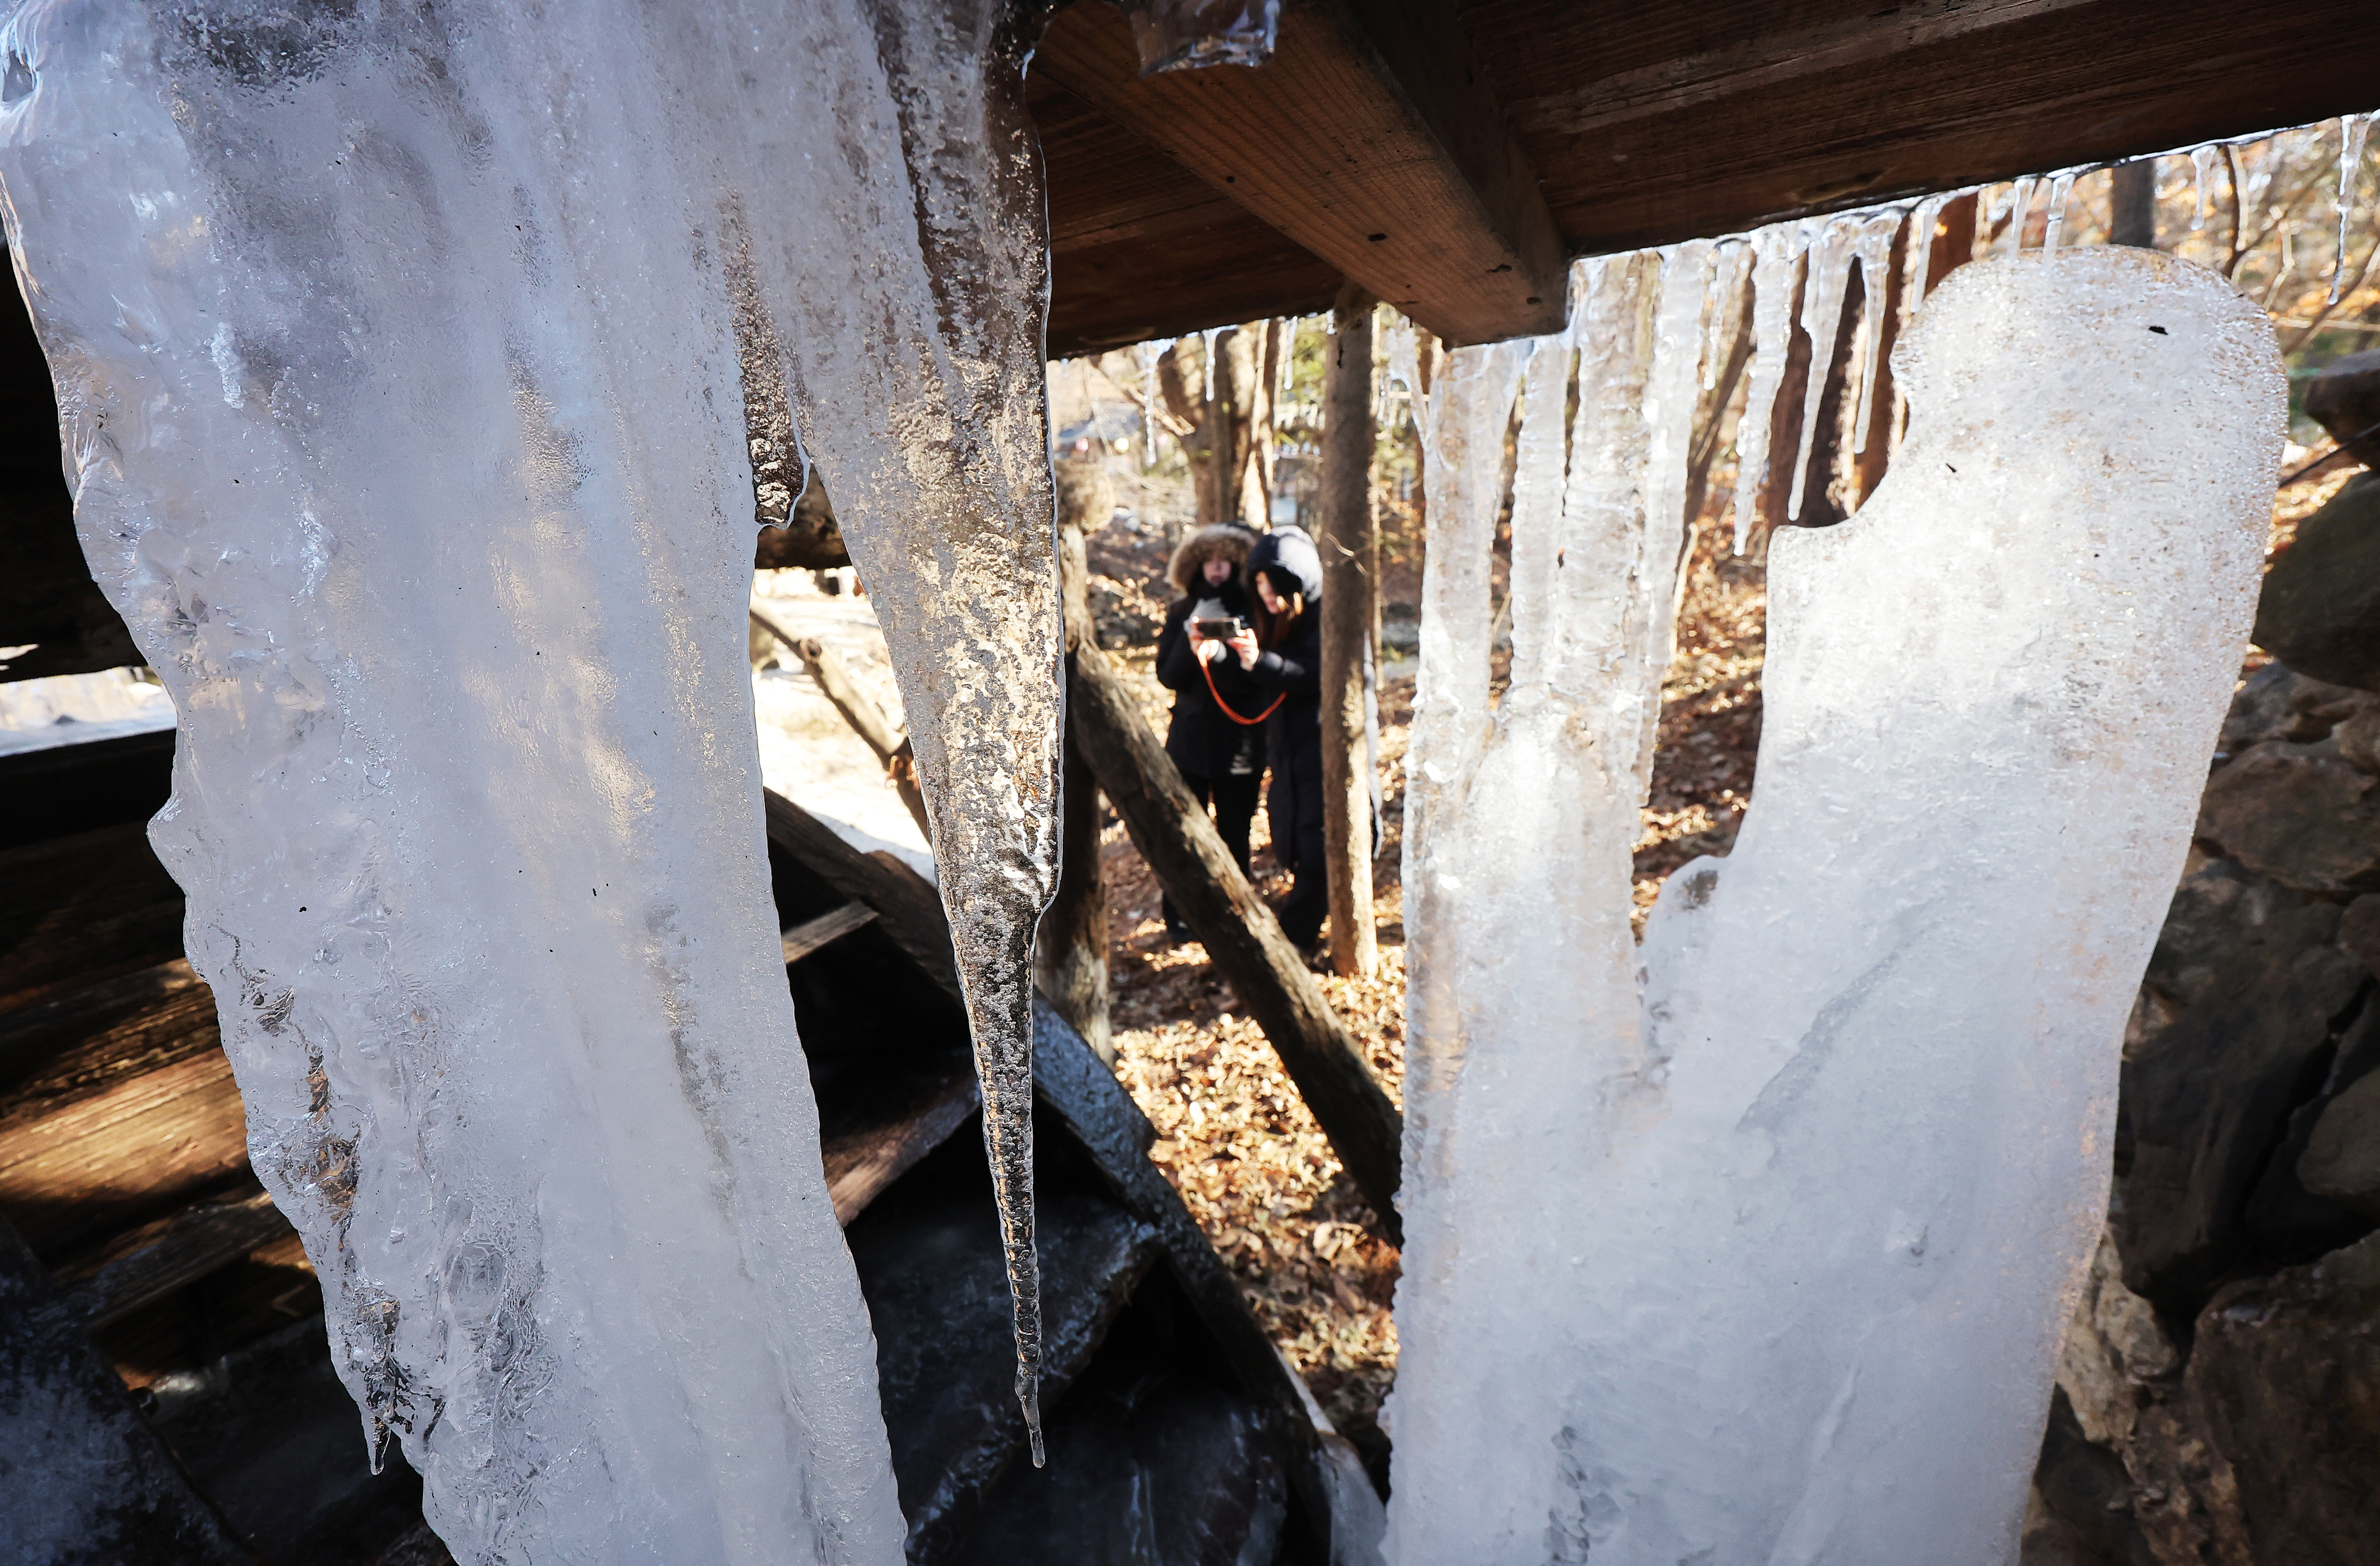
[1035,0,1567,346]
[1066,641,1403,1242]
[780,902,878,966]
[761,788,959,1000]
[1493,0,2380,256]
[52,1184,292,1331]
[822,1071,981,1226]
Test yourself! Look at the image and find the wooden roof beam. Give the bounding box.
[1034,0,1567,346]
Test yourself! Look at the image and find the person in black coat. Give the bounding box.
[1154,523,1265,943]
[1230,523,1327,953]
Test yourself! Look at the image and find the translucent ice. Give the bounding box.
[1389,248,2281,1563]
[1732,222,1808,553]
[1787,218,1855,521]
[0,0,1064,1554]
[2336,114,2372,303]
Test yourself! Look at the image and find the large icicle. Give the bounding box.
[1848,215,1900,455]
[0,0,1067,1555]
[1731,222,1808,553]
[1393,248,2278,1565]
[2336,114,2373,303]
[1386,253,1676,1564]
[1786,218,1856,522]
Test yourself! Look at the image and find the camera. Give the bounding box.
[1192,615,1245,640]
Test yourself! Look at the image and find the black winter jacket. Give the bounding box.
[1245,525,1325,775]
[1155,583,1266,781]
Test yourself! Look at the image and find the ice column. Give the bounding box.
[2336,114,2372,303]
[1387,252,1685,1565]
[1732,223,1809,553]
[1786,218,1855,521]
[0,0,1066,1556]
[1391,248,2279,1565]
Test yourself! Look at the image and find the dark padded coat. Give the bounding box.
[1154,524,1265,781]
[1246,525,1329,945]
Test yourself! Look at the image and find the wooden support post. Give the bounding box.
[1319,282,1379,980]
[1066,641,1402,1242]
[0,1212,252,1563]
[1035,500,1113,1063]
[748,605,934,845]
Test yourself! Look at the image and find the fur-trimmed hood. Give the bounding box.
[1167,522,1260,595]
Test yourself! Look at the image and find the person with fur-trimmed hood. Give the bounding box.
[1154,522,1266,944]
[1231,522,1327,955]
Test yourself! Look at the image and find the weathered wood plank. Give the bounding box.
[0,960,217,1129]
[1035,0,1566,345]
[781,901,879,967]
[52,1184,292,1331]
[762,789,959,1000]
[0,1047,250,1258]
[1066,642,1402,1242]
[1031,1000,1388,1548]
[823,1070,981,1227]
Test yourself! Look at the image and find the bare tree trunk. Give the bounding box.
[1319,284,1379,979]
[2110,159,2158,248]
[1236,320,1278,525]
[1035,462,1112,1061]
[1156,340,1217,532]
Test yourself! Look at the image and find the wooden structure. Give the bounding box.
[1040,0,2380,352]
[0,729,1379,1562]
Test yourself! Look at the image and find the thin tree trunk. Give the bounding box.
[2109,159,2157,249]
[1034,481,1111,1061]
[1319,283,1379,979]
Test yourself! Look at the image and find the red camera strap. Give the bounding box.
[1200,655,1285,726]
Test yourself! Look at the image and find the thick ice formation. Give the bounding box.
[0,0,1063,1556]
[1389,248,2281,1563]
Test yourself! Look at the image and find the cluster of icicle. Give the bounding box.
[1382,221,2287,1561]
[0,1,1064,1561]
[1597,111,2378,562]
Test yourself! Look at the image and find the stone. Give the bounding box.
[2027,1387,2159,1566]
[2301,348,2380,468]
[2338,709,2380,775]
[2118,901,2363,1317]
[2057,1229,2179,1450]
[2142,859,2309,1010]
[2196,738,2380,894]
[2188,1230,2380,1565]
[2343,895,2380,980]
[2300,1064,2380,1220]
[2240,994,2380,1261]
[2253,472,2380,693]
[2215,663,2376,759]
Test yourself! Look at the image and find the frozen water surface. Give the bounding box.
[0,0,1064,1556]
[1389,248,2280,1564]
